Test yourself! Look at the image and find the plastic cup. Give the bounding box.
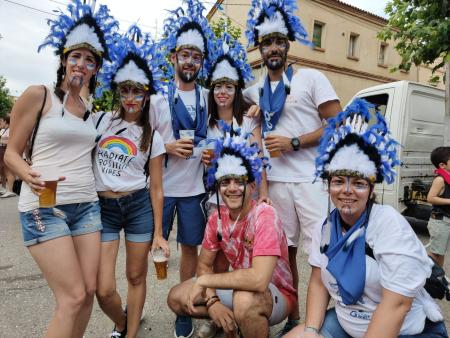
[205,142,215,164]
[152,248,168,280]
[32,165,60,208]
[264,131,281,158]
[179,129,195,141]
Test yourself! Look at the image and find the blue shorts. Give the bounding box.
[99,188,154,243]
[162,193,207,245]
[320,308,448,338]
[20,201,102,247]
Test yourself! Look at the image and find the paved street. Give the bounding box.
[0,195,448,337]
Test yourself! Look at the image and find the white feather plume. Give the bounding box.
[215,154,247,180]
[255,10,288,39]
[211,59,239,83]
[114,60,149,85]
[64,23,103,52]
[326,144,377,178]
[176,29,205,52]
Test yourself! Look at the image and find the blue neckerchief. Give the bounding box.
[168,84,207,146]
[324,208,368,305]
[259,65,294,133]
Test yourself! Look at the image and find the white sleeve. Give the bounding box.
[92,111,111,133]
[310,70,340,108]
[149,93,175,144]
[308,218,325,268]
[369,206,431,297]
[243,85,259,105]
[150,131,166,159]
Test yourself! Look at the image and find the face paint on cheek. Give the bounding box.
[86,63,96,71]
[67,57,77,66]
[134,94,144,102]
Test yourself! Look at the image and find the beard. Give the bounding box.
[263,50,287,71]
[177,65,200,83]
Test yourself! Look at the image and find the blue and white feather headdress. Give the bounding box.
[207,121,266,188]
[208,32,254,88]
[161,0,215,79]
[246,0,311,47]
[315,98,400,184]
[96,24,166,97]
[38,0,118,60]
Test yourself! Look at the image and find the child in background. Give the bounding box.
[427,146,450,267]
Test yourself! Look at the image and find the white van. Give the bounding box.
[352,81,447,227]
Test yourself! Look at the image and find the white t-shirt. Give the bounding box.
[0,127,9,145]
[149,90,208,197]
[178,89,197,121]
[309,204,437,338]
[93,112,166,192]
[244,68,339,182]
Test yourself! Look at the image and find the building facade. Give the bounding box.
[207,0,445,105]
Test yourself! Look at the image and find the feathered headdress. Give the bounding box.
[96,24,166,97]
[208,32,254,88]
[38,0,118,60]
[206,121,267,188]
[160,0,214,80]
[246,0,311,47]
[315,98,400,184]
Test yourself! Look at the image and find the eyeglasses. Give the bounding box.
[260,37,288,53]
[329,177,370,192]
[176,50,203,65]
[213,83,236,95]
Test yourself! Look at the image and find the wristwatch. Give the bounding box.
[291,137,301,151]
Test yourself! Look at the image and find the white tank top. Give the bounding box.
[18,87,98,212]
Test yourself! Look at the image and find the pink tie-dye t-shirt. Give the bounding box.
[202,201,297,306]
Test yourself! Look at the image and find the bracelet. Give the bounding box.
[304,326,319,334]
[206,296,220,310]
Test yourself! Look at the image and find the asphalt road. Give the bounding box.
[0,195,448,337]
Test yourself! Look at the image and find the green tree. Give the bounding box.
[0,76,14,118]
[378,0,449,113]
[211,17,241,40]
[92,89,117,113]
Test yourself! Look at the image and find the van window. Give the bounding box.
[358,94,389,127]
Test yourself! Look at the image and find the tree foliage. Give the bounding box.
[211,17,241,40]
[378,0,449,81]
[0,76,14,118]
[92,89,117,113]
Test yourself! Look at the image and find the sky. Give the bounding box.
[0,0,390,97]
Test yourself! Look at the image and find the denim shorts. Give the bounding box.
[162,193,207,246]
[99,188,154,243]
[20,201,102,247]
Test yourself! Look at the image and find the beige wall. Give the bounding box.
[208,0,444,105]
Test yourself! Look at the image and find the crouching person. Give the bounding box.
[167,125,297,338]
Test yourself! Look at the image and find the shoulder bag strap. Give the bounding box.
[145,129,156,179]
[27,86,47,162]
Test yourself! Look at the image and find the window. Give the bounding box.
[378,43,388,66]
[312,21,324,49]
[347,33,359,59]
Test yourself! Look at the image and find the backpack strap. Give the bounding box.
[27,85,47,163]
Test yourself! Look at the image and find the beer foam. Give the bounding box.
[153,256,168,263]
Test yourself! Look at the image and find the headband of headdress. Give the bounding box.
[315,98,400,184]
[208,32,254,88]
[38,0,118,60]
[161,0,214,79]
[96,24,166,97]
[246,0,311,47]
[206,121,266,188]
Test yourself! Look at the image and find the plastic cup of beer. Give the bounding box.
[264,130,281,158]
[205,141,215,165]
[32,165,59,208]
[152,248,168,280]
[179,129,195,141]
